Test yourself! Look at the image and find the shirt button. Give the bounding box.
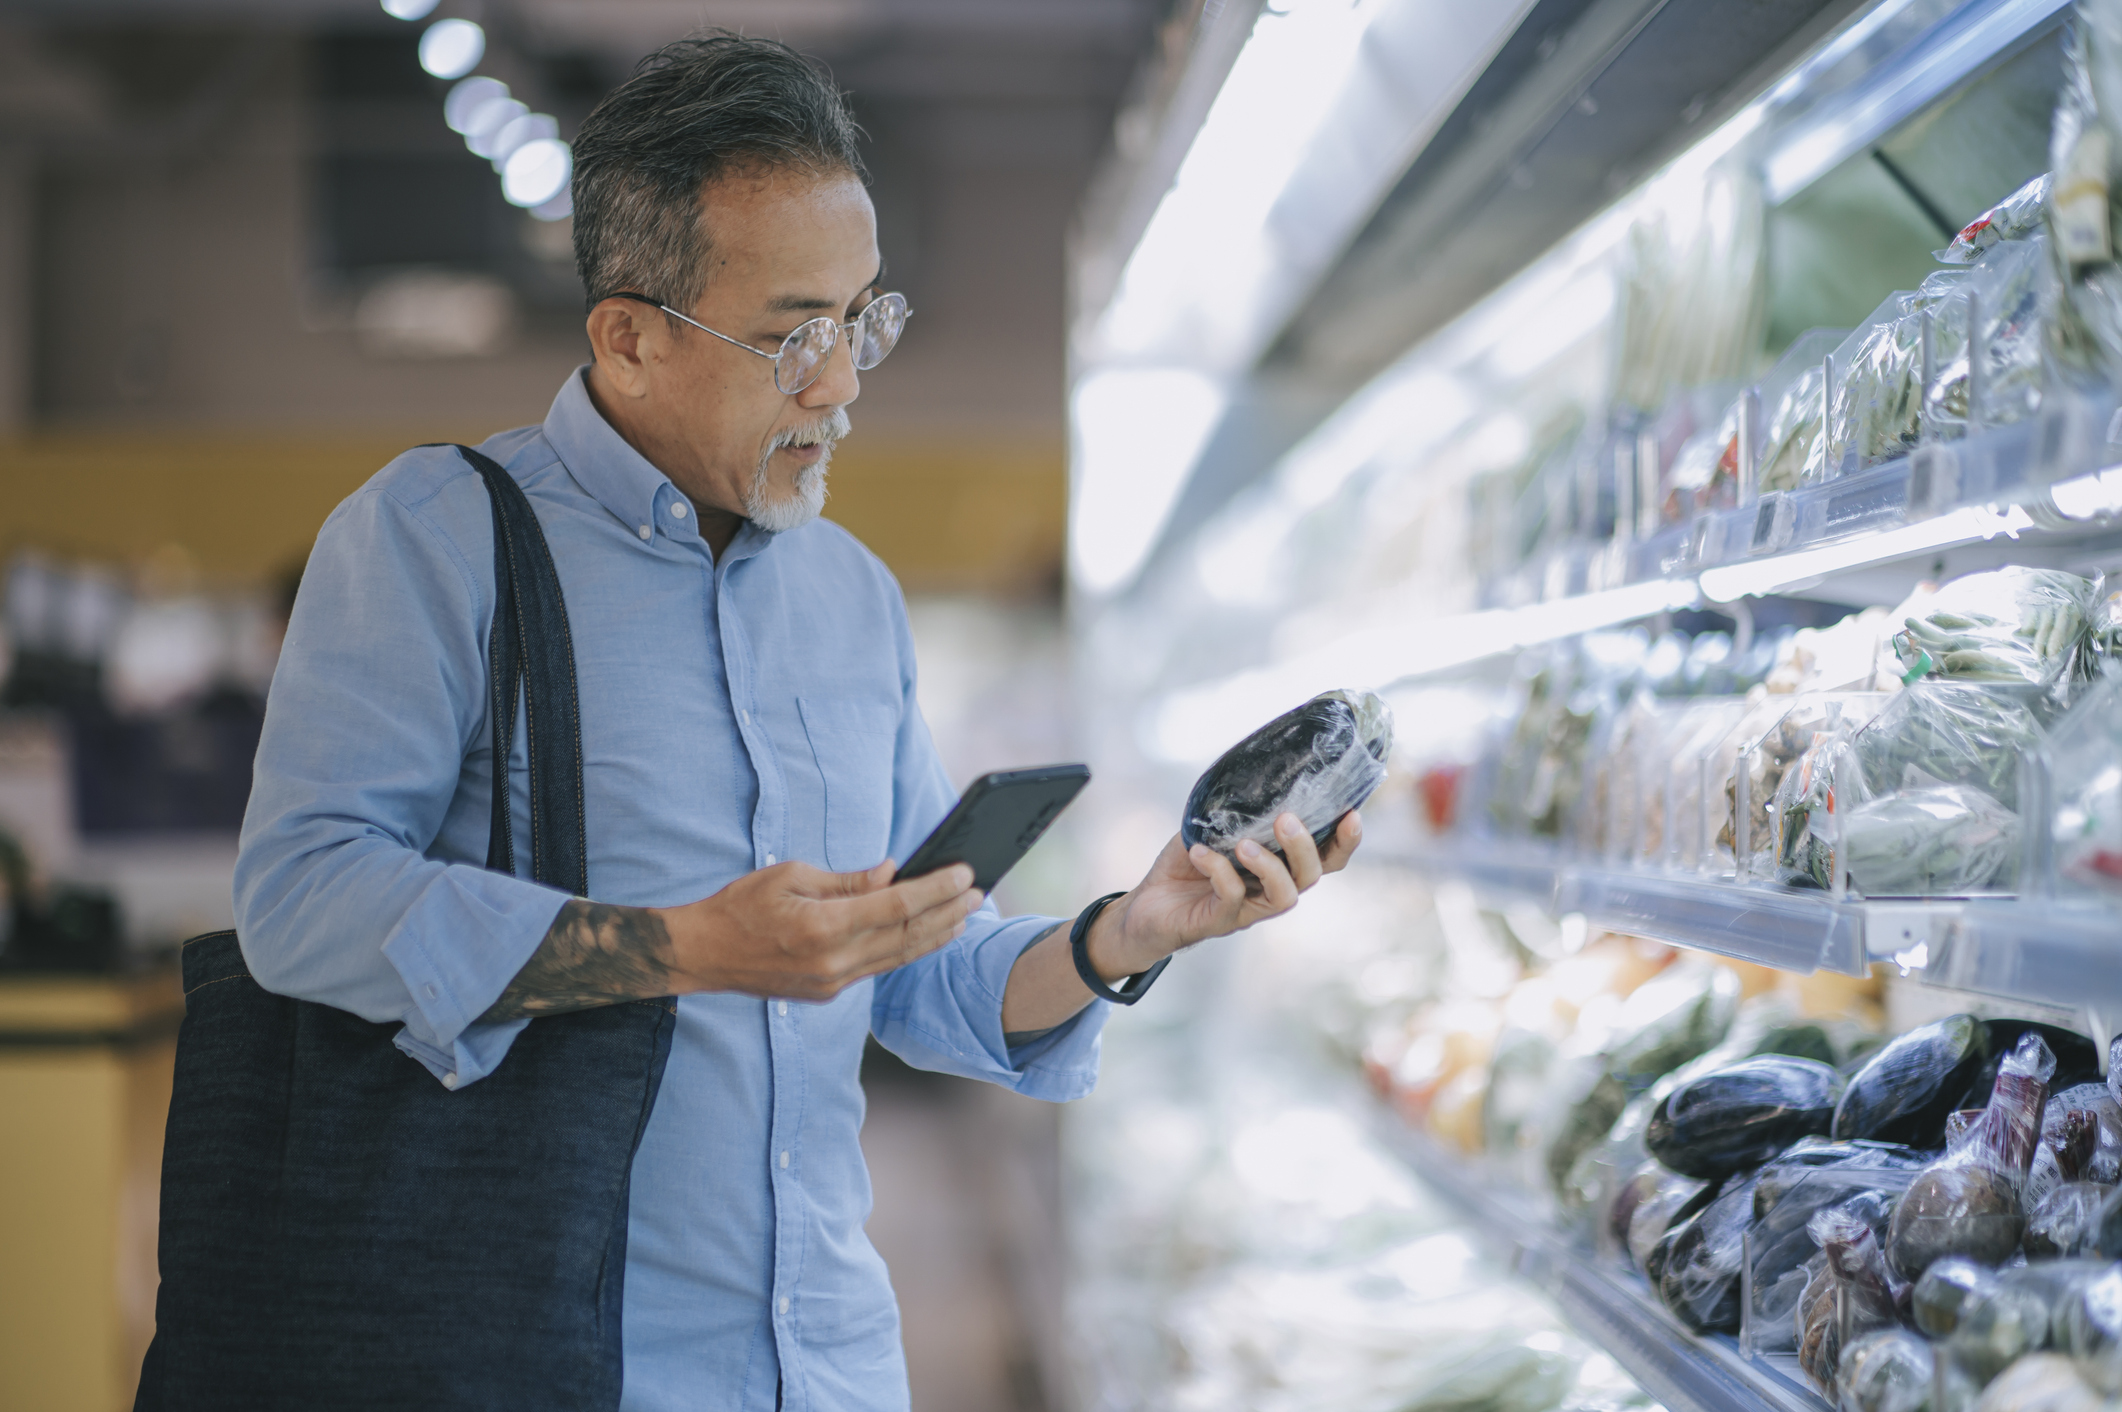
[740,709,750,726]
[637,524,651,540]
[765,853,776,866]
[779,1150,790,1169]
[442,1073,459,1090]
[671,501,688,519]
[778,1297,790,1315]
[778,1001,789,1017]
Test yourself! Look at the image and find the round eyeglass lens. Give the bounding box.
[774,317,840,395]
[854,293,907,370]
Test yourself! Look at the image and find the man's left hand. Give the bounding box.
[1086,810,1362,982]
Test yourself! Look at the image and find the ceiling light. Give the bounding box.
[381,0,440,18]
[1069,368,1228,596]
[489,113,559,171]
[444,76,508,133]
[419,19,485,81]
[502,138,573,209]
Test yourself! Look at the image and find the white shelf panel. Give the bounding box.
[1381,843,2122,1018]
[1372,1118,1830,1412]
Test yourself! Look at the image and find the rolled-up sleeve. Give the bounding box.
[233,461,567,1088]
[865,591,1106,1101]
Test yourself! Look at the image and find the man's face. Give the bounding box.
[590,165,880,531]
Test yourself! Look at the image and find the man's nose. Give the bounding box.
[800,329,860,409]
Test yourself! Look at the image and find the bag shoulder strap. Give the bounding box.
[434,444,588,898]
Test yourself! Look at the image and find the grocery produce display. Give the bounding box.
[1352,894,2122,1412]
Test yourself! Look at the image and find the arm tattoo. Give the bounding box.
[480,899,676,1022]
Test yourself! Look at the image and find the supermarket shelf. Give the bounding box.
[1380,842,2122,1019]
[1371,1118,1829,1412]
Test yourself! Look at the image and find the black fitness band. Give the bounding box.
[1070,891,1170,1006]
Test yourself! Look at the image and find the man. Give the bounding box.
[232,34,1359,1412]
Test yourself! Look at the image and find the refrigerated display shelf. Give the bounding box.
[1370,1117,1829,1412]
[1377,842,2122,1019]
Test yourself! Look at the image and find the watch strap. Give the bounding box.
[1069,892,1170,1006]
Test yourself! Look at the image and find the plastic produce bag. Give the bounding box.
[1944,1261,2110,1387]
[1840,786,2020,897]
[1653,1171,1760,1333]
[1855,684,2046,809]
[1890,569,2100,687]
[2028,1083,2122,1205]
[1840,1329,1936,1412]
[1644,1055,1842,1178]
[1182,688,1392,869]
[1967,1353,2106,1412]
[1917,1257,2002,1338]
[2056,1263,2122,1393]
[2024,1183,2113,1258]
[1799,1204,1907,1396]
[2046,12,2122,390]
[1940,174,2054,263]
[1924,233,2053,439]
[1747,1151,1922,1356]
[1887,1033,2056,1281]
[1835,1014,1993,1147]
[1625,1168,1713,1271]
[2044,675,2122,897]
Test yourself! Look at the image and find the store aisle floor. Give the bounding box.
[860,1052,1061,1412]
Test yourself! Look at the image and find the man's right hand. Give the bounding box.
[666,860,983,1001]
[481,860,982,1023]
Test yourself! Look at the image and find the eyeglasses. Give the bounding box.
[609,290,910,396]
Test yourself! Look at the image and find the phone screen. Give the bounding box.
[894,764,1090,893]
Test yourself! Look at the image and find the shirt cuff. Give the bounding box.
[379,863,570,1088]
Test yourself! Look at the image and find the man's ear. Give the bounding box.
[585,299,655,399]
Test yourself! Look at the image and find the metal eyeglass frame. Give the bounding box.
[607,290,910,395]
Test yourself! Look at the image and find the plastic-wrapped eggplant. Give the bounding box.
[2092,1181,2122,1259]
[1799,1204,1906,1395]
[1655,1171,1759,1333]
[1753,1139,1932,1215]
[1916,1257,2002,1338]
[1645,1055,1842,1179]
[1964,1022,2103,1109]
[2030,1084,2122,1198]
[1546,962,1739,1197]
[1181,689,1391,872]
[1967,1354,2106,1412]
[1834,1014,1992,1147]
[1628,1170,1714,1274]
[1751,1178,1907,1356]
[1887,1033,2056,1281]
[1943,1263,2097,1385]
[2024,1183,2112,1258]
[1840,1330,1936,1412]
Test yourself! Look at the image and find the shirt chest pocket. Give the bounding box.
[798,696,899,872]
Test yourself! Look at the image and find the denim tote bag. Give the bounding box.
[135,446,676,1412]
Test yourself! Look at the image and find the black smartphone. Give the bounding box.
[894,764,1091,893]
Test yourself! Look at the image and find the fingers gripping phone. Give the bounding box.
[894,764,1090,893]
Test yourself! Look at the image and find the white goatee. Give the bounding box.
[744,407,850,533]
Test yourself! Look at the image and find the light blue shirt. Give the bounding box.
[233,367,1107,1412]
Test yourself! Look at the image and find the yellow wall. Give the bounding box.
[0,431,1064,596]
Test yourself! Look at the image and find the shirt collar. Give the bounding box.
[541,365,773,561]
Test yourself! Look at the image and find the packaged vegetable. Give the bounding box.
[1748,1158,1919,1357]
[1839,785,2020,897]
[1799,1204,1907,1395]
[1944,1262,2110,1386]
[2023,1183,2113,1258]
[1182,688,1392,876]
[1967,1354,2106,1412]
[2046,10,2122,390]
[1970,1022,2104,1108]
[1834,1014,1993,1148]
[1853,685,2043,810]
[1758,329,1848,495]
[2027,1083,2122,1204]
[1940,174,2055,263]
[1917,1257,2003,1338]
[1890,569,2100,688]
[2044,675,2122,898]
[1654,1171,1760,1333]
[1924,233,2052,440]
[1626,1169,1714,1272]
[1840,1329,1936,1412]
[1644,1054,1842,1179]
[2056,1263,2122,1393]
[1887,1033,2056,1280]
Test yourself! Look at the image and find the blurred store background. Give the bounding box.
[17,0,2122,1411]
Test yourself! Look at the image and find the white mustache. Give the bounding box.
[768,408,851,453]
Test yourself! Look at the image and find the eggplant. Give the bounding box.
[1889,1166,2023,1280]
[1646,1055,1842,1179]
[1957,1021,2101,1111]
[1753,1139,1931,1217]
[1655,1172,1759,1333]
[1834,1014,1991,1148]
[1629,1171,1715,1275]
[1180,689,1391,872]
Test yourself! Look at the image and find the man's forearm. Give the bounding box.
[481,899,678,1022]
[998,903,1132,1034]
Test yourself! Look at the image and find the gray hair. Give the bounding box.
[571,33,867,316]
